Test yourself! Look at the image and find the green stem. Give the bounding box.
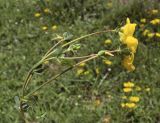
[62,30,115,48]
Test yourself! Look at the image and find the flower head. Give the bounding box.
[34,13,41,17]
[129,96,140,102]
[123,82,134,88]
[119,18,137,42]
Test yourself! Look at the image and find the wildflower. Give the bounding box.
[42,26,48,31]
[150,19,160,25]
[44,8,50,13]
[84,71,90,75]
[121,96,127,99]
[143,29,150,36]
[76,69,84,75]
[52,25,57,30]
[125,36,138,53]
[122,54,135,72]
[104,39,112,44]
[95,99,101,106]
[78,62,86,67]
[119,18,137,42]
[129,96,140,102]
[147,33,155,38]
[145,88,150,92]
[107,2,112,8]
[135,86,141,91]
[121,103,126,108]
[125,102,136,108]
[34,13,41,17]
[95,68,100,74]
[155,33,160,38]
[140,18,146,23]
[123,82,134,88]
[104,59,112,65]
[123,88,132,93]
[151,9,158,14]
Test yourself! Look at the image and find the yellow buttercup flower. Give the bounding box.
[123,87,132,93]
[123,82,134,88]
[125,102,136,108]
[129,96,140,102]
[34,13,41,17]
[119,18,137,42]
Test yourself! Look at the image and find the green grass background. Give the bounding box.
[0,0,160,122]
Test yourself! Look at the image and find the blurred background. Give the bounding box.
[0,0,160,122]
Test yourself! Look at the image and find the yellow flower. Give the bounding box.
[84,71,90,75]
[140,18,146,23]
[76,69,84,75]
[143,29,150,36]
[107,2,112,8]
[125,36,138,53]
[147,33,155,38]
[44,8,50,13]
[129,96,140,102]
[123,82,134,88]
[122,54,135,72]
[104,59,112,65]
[121,103,126,108]
[52,25,57,30]
[121,96,127,99]
[151,9,158,14]
[104,39,112,44]
[135,86,141,91]
[155,33,160,38]
[150,19,160,25]
[123,88,132,93]
[95,68,100,74]
[42,26,48,31]
[95,99,101,106]
[119,18,137,42]
[78,62,86,67]
[125,102,136,108]
[34,13,41,17]
[145,88,150,92]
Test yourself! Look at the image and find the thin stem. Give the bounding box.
[62,30,115,48]
[44,39,64,57]
[24,50,118,98]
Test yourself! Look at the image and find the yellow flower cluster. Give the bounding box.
[121,81,140,109]
[150,18,160,25]
[151,9,159,15]
[119,18,138,72]
[123,81,134,93]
